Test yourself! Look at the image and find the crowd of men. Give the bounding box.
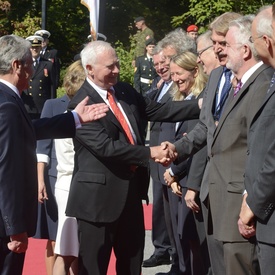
[2,4,275,275]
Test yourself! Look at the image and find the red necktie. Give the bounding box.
[107,89,135,144]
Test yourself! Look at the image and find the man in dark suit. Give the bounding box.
[134,38,158,95]
[65,40,201,275]
[162,15,274,275]
[35,29,61,88]
[0,34,109,275]
[143,48,175,269]
[22,35,56,119]
[239,6,275,275]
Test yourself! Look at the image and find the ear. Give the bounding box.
[12,59,21,72]
[86,64,94,77]
[262,35,271,49]
[242,44,251,59]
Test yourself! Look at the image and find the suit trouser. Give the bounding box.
[77,177,145,275]
[203,198,260,275]
[0,237,25,275]
[257,241,275,275]
[163,186,192,274]
[201,198,225,275]
[151,178,171,257]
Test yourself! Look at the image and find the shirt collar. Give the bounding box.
[0,79,20,97]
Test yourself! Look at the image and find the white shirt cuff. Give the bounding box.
[36,154,50,165]
[72,110,82,129]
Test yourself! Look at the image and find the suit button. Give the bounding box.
[247,150,250,155]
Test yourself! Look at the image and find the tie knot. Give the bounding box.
[107,89,114,98]
[224,69,232,79]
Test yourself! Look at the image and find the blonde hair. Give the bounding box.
[170,51,208,101]
[63,60,86,99]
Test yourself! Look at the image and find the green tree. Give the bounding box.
[171,0,273,32]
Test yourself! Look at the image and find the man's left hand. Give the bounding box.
[74,97,109,123]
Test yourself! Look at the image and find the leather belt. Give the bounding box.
[140,77,153,84]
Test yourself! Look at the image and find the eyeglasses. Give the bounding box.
[197,45,212,57]
[249,35,263,43]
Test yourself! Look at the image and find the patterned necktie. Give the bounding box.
[214,68,232,121]
[107,89,135,144]
[233,81,242,97]
[267,72,275,93]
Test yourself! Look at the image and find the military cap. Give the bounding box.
[187,25,198,32]
[134,16,145,23]
[26,35,43,47]
[145,37,156,46]
[35,29,51,39]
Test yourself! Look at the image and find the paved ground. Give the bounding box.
[141,178,171,275]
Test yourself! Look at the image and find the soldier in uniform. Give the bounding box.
[134,38,158,95]
[22,35,56,119]
[132,16,154,67]
[35,29,60,88]
[186,24,199,41]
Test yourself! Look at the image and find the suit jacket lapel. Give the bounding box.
[250,73,275,126]
[213,64,270,140]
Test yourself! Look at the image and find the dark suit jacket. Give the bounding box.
[148,81,175,181]
[0,82,75,238]
[22,57,56,117]
[244,69,275,244]
[208,63,273,242]
[36,95,70,177]
[66,80,200,223]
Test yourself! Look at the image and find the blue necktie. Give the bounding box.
[214,68,232,121]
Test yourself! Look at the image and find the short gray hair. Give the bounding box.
[197,30,212,47]
[229,15,259,60]
[0,35,31,75]
[159,28,197,54]
[255,5,273,38]
[80,41,116,74]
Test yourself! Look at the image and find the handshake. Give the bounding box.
[150,141,177,166]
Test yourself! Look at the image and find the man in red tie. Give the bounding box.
[65,40,201,275]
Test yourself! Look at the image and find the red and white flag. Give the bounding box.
[81,0,100,41]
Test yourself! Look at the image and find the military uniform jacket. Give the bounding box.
[41,46,60,87]
[134,27,154,59]
[134,55,158,95]
[22,57,56,117]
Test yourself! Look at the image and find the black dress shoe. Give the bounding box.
[142,254,171,267]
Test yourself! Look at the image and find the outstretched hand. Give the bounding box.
[74,96,109,123]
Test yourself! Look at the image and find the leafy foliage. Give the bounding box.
[172,0,273,32]
[0,0,274,84]
[114,40,134,84]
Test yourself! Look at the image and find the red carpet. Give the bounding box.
[23,204,152,275]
